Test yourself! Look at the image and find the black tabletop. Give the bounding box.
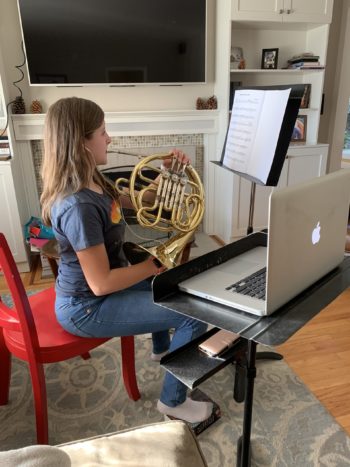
[153,233,350,346]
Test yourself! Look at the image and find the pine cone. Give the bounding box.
[196,97,205,110]
[30,99,42,114]
[12,96,26,114]
[207,96,217,109]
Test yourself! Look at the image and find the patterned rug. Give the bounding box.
[1,326,350,466]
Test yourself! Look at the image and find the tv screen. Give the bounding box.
[17,0,207,86]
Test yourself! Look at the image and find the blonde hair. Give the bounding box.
[41,97,117,225]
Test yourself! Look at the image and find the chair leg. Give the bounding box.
[29,360,49,444]
[80,352,91,360]
[121,336,141,401]
[0,330,11,405]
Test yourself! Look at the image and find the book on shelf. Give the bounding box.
[287,61,321,67]
[283,63,324,70]
[288,52,319,59]
[0,140,10,160]
[288,56,320,64]
[299,66,324,70]
[0,140,9,151]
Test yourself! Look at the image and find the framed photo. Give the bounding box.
[291,115,307,143]
[300,84,311,109]
[261,48,279,70]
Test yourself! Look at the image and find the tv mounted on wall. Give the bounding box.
[17,0,207,86]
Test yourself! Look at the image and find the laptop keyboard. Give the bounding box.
[225,267,266,300]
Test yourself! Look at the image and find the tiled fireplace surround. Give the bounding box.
[31,135,203,199]
[11,110,220,235]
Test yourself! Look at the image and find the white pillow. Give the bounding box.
[0,445,71,467]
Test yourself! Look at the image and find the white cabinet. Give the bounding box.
[232,0,334,23]
[211,1,333,243]
[285,0,334,23]
[231,144,328,238]
[0,162,29,271]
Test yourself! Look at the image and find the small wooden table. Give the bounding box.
[29,239,59,284]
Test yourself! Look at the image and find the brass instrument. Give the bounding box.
[111,150,205,269]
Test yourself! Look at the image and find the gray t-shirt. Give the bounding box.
[51,189,128,297]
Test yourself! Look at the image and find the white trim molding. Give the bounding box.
[12,110,219,140]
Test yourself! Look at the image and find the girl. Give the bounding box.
[40,97,212,423]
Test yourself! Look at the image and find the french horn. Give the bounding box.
[112,150,205,269]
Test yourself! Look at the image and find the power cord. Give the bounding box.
[0,41,27,138]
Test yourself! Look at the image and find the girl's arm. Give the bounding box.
[77,243,165,296]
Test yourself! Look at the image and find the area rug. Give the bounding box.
[1,320,350,467]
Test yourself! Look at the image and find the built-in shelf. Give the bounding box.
[230,69,325,74]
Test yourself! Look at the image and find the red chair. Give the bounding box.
[0,233,140,444]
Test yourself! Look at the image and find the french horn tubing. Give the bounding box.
[112,151,205,269]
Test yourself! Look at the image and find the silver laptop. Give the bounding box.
[179,169,350,316]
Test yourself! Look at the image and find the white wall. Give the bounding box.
[0,0,216,113]
[319,0,350,172]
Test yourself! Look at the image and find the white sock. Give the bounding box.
[150,350,168,362]
[157,398,213,424]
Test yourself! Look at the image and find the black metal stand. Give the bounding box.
[154,235,350,467]
[236,340,256,467]
[247,182,256,235]
[247,180,283,363]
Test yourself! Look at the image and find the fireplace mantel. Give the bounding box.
[12,110,219,140]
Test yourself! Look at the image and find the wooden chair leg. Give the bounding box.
[80,352,91,360]
[0,330,11,405]
[29,360,49,444]
[180,238,195,264]
[46,256,59,279]
[121,336,141,401]
[28,254,40,286]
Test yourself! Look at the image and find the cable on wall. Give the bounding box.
[0,41,27,138]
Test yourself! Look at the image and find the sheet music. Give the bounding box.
[223,88,291,184]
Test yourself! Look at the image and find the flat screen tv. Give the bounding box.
[17,0,207,86]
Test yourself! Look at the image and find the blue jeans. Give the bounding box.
[55,280,207,407]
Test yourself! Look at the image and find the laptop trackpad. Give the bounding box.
[216,247,266,276]
[180,247,267,290]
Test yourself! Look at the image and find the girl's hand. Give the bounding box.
[145,255,167,275]
[162,149,190,170]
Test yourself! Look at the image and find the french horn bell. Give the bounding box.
[113,151,205,269]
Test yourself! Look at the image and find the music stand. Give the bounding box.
[153,245,350,467]
[213,84,303,361]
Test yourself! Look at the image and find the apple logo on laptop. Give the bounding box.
[312,221,321,245]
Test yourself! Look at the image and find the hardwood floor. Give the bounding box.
[277,287,350,436]
[1,263,350,437]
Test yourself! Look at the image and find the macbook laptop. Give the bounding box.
[179,169,350,316]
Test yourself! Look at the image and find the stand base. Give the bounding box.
[237,435,251,467]
[256,351,283,361]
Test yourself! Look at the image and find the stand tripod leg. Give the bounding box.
[234,358,247,403]
[256,351,283,361]
[236,340,256,467]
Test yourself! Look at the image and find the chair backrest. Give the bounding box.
[0,233,41,356]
